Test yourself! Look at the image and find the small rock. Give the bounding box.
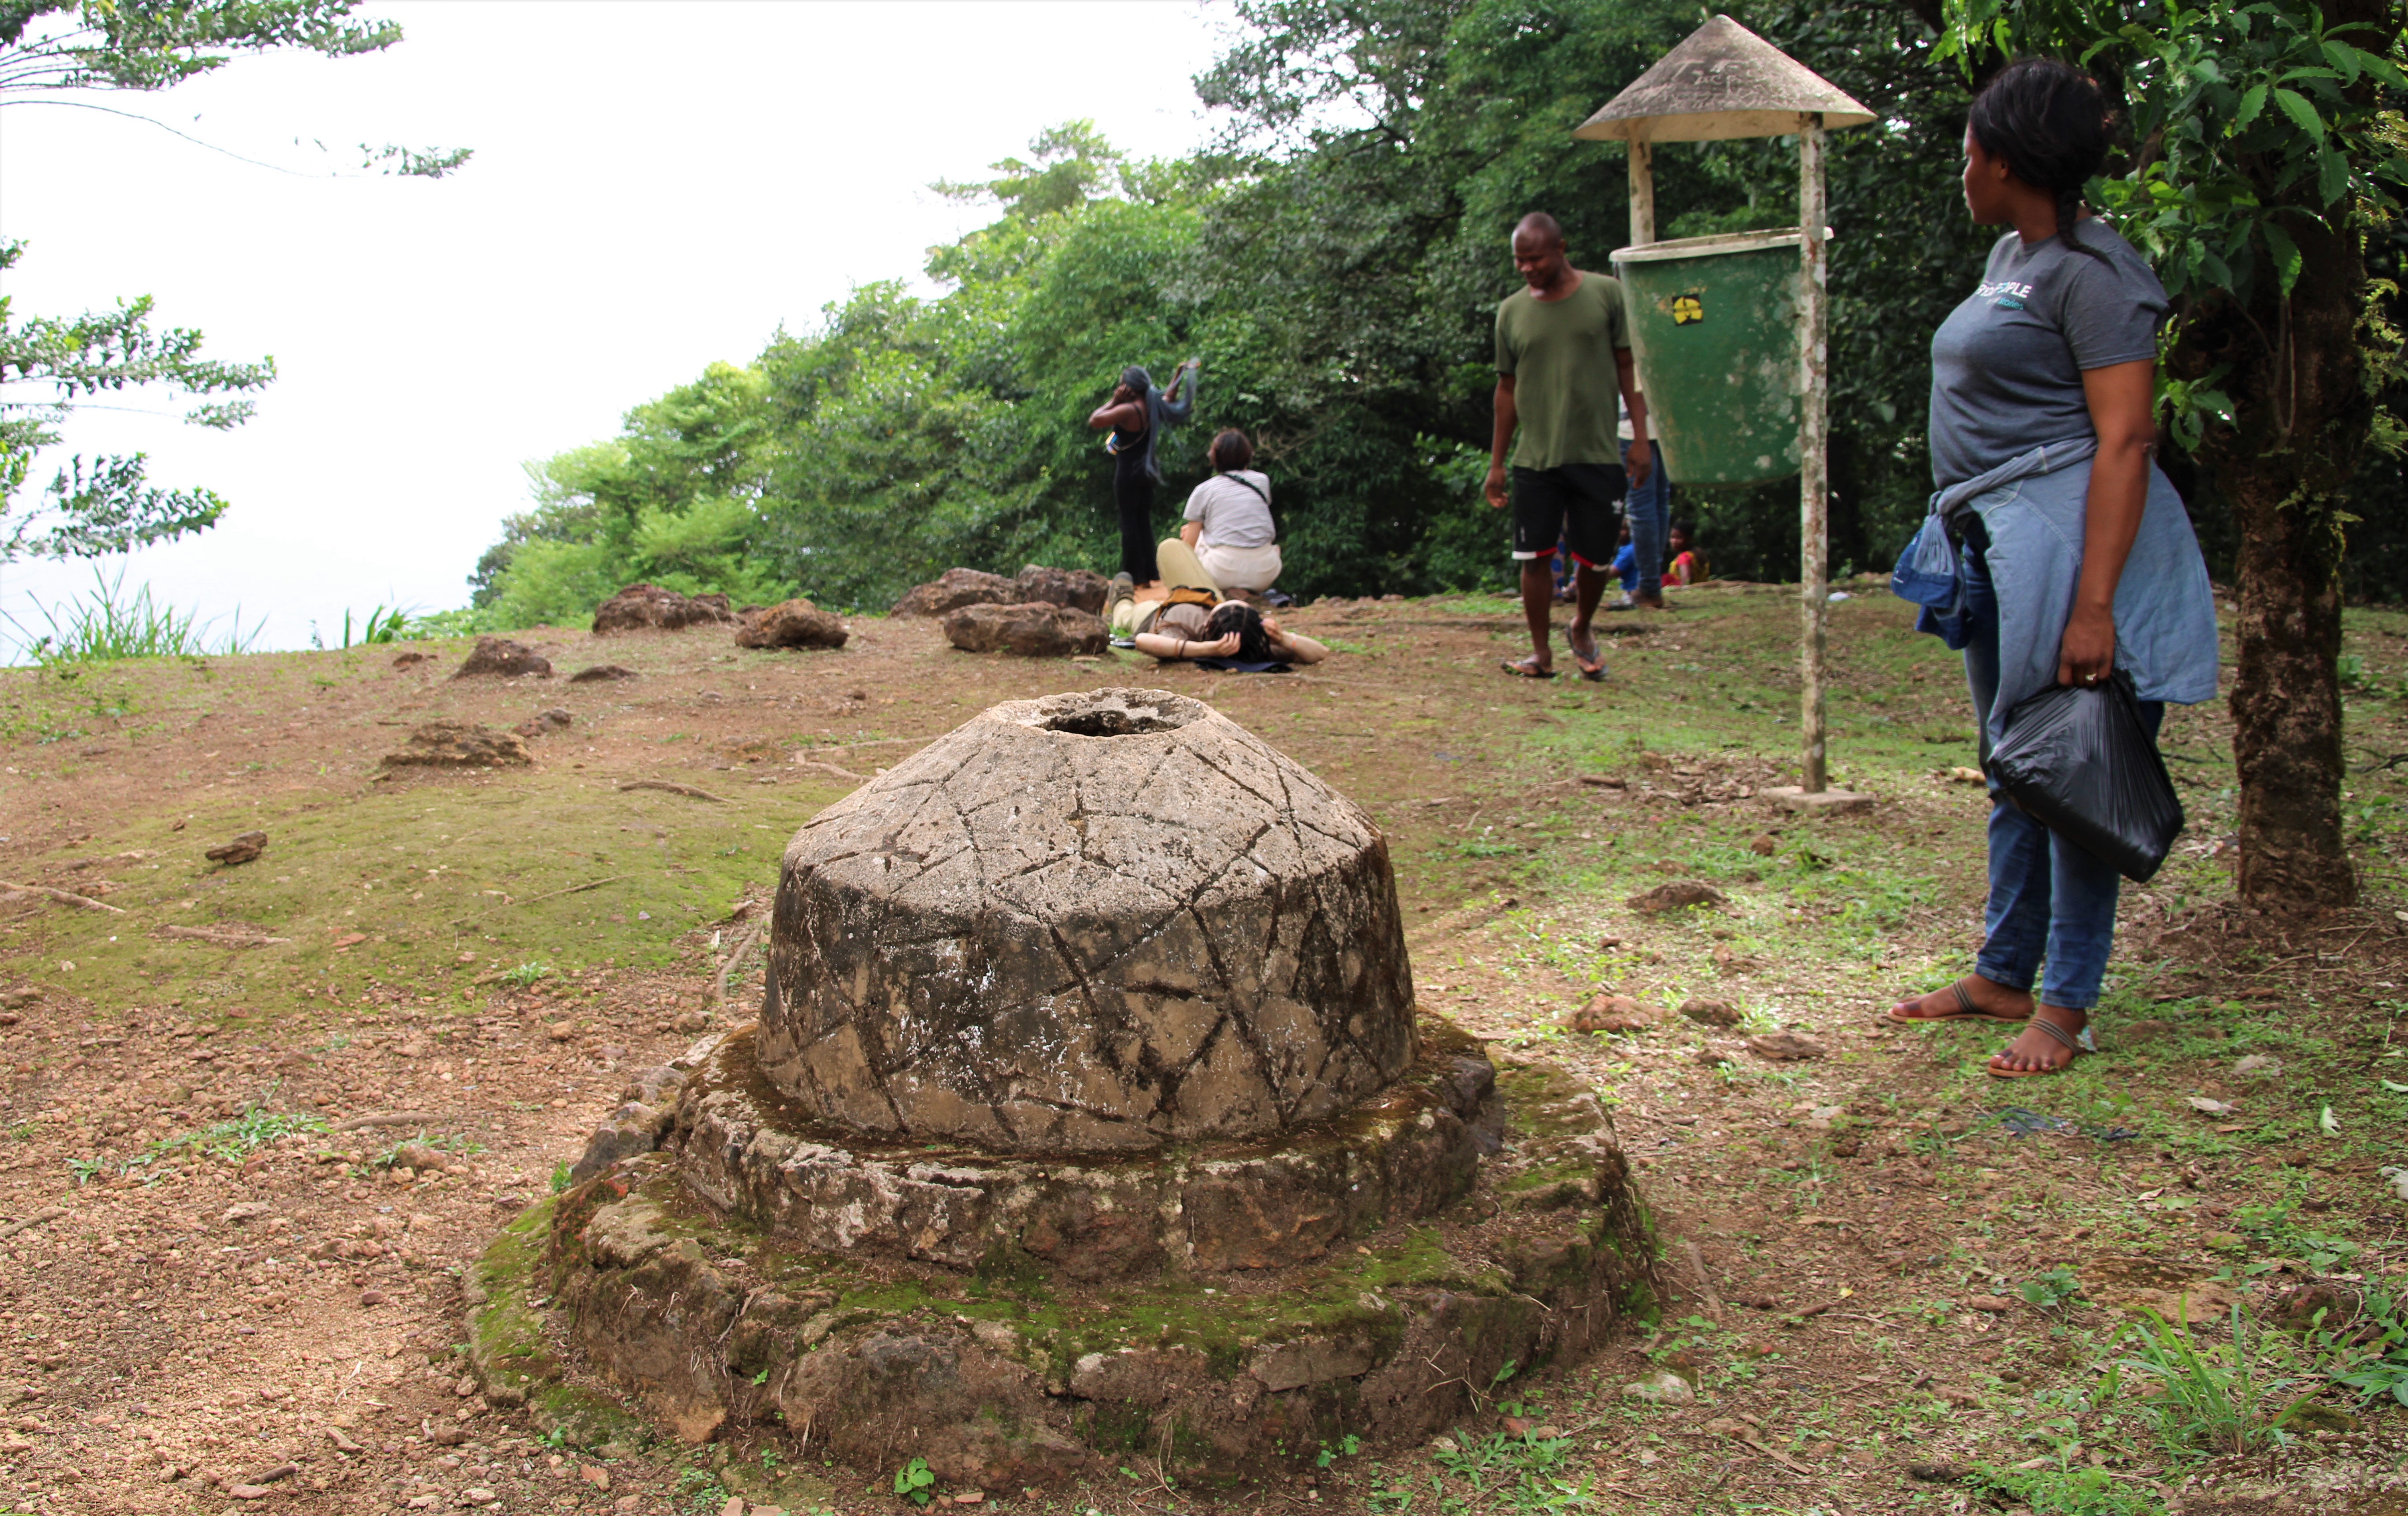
[942,601,1109,657]
[513,708,573,739]
[1678,996,1743,1028]
[1967,1295,2013,1313]
[2233,1054,2283,1077]
[568,664,637,684]
[1745,1032,1827,1061]
[228,1484,273,1501]
[2184,1095,2237,1116]
[381,720,532,769]
[1908,1462,1967,1482]
[592,582,734,633]
[674,1009,713,1034]
[1564,993,1655,1034]
[1012,564,1110,613]
[580,1464,611,1490]
[891,567,1022,617]
[1621,1370,1695,1405]
[391,1143,444,1171]
[221,1201,271,1224]
[734,598,849,651]
[720,1500,748,1516]
[1626,880,1727,913]
[549,1021,576,1042]
[450,636,552,679]
[1694,1044,1737,1068]
[391,652,430,669]
[1703,1417,1748,1437]
[1747,834,1778,856]
[205,830,270,865]
[358,1289,389,1308]
[462,1492,500,1508]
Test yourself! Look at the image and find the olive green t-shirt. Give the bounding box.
[1494,271,1631,471]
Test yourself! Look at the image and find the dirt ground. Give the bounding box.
[0,583,2403,1516]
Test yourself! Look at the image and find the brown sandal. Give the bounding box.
[1988,1014,2085,1078]
[1887,978,2031,1026]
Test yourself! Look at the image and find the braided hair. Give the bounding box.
[1966,59,2114,266]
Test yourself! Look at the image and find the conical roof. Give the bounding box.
[1573,15,1873,143]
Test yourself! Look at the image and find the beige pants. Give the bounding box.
[1198,541,1283,593]
[1155,537,1220,596]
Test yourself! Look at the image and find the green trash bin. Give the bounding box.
[1611,228,1826,488]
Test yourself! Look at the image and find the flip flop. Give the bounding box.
[1569,628,1607,682]
[1500,657,1555,680]
[1887,979,2030,1026]
[1987,1014,2085,1078]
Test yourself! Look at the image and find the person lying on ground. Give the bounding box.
[1484,211,1652,681]
[1883,58,2217,1079]
[1132,600,1327,668]
[1663,522,1706,586]
[1180,429,1283,595]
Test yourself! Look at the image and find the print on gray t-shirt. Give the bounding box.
[1928,218,2168,489]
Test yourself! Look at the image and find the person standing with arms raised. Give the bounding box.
[1485,212,1653,680]
[1088,359,1198,588]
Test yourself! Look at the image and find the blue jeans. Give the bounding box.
[1622,439,1666,595]
[1963,528,2162,1011]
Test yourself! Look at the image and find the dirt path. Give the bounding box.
[0,586,2402,1514]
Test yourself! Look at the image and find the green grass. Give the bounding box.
[6,563,260,667]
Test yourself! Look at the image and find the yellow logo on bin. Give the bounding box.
[1671,295,1704,325]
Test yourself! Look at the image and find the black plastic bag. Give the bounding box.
[1986,672,2184,883]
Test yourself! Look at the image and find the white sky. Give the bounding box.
[0,0,1233,655]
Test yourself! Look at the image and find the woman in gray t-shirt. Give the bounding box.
[1888,59,2217,1078]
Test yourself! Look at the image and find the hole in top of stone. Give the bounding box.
[1021,690,1201,737]
[1042,708,1180,737]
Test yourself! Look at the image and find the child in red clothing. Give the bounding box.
[1664,521,1706,587]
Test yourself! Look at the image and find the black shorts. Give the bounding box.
[1511,463,1627,568]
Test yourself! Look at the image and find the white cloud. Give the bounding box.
[0,0,1230,654]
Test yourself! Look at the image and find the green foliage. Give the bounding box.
[2020,1265,2085,1310]
[498,960,553,988]
[6,563,262,666]
[1966,1461,2160,1516]
[2114,1304,2305,1458]
[549,1160,572,1195]
[2319,1272,2408,1407]
[891,1455,937,1506]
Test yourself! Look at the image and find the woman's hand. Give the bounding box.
[2057,602,2117,688]
[1201,632,1242,657]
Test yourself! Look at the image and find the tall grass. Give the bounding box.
[311,604,413,649]
[5,564,261,667]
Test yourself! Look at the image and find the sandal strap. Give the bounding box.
[1951,981,1978,1017]
[2026,1015,2084,1051]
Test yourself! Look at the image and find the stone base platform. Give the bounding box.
[466,1018,1660,1486]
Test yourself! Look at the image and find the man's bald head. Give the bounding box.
[1513,212,1565,248]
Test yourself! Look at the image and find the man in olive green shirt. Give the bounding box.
[1485,212,1653,680]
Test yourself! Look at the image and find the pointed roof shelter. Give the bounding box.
[1572,14,1872,143]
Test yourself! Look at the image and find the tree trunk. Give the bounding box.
[2192,212,2369,909]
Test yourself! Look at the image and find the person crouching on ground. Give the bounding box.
[1178,429,1283,596]
[1133,600,1327,669]
[1663,521,1706,586]
[1885,59,2216,1078]
[1485,211,1653,681]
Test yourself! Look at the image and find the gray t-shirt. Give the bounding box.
[1183,470,1276,549]
[1928,218,2167,488]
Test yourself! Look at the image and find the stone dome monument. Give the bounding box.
[469,690,1658,1494]
[757,688,1415,1152]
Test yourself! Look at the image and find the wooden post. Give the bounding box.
[1628,139,1656,245]
[1797,113,1829,794]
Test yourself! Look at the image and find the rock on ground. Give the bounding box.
[891,568,1020,618]
[734,600,848,651]
[1745,1032,1827,1061]
[893,565,1110,618]
[381,720,533,769]
[204,830,268,865]
[1678,996,1743,1028]
[941,602,1108,657]
[1564,993,1656,1033]
[568,663,637,684]
[592,583,734,634]
[514,709,573,739]
[1626,879,1727,913]
[451,637,553,679]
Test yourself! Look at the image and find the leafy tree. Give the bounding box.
[1942,0,2408,908]
[0,1,467,562]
